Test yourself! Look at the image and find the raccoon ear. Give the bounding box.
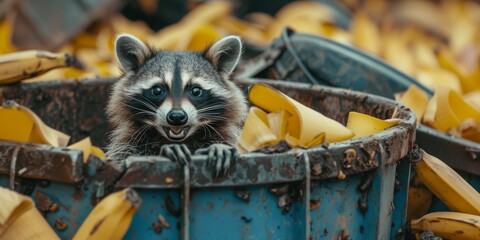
[115,34,151,72]
[203,36,243,76]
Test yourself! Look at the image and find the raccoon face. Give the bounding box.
[110,34,245,143]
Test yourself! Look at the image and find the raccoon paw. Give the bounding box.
[195,144,239,178]
[160,144,192,166]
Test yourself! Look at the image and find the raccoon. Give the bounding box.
[106,34,248,176]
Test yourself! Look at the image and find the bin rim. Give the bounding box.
[0,78,416,189]
[115,79,416,189]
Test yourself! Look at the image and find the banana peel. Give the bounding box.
[351,11,381,55]
[407,186,433,220]
[410,212,480,240]
[68,137,106,163]
[0,103,70,147]
[247,84,354,145]
[346,112,402,139]
[239,84,404,152]
[437,48,480,93]
[395,85,429,124]
[0,15,17,54]
[432,87,480,132]
[186,24,221,51]
[0,187,60,240]
[380,28,415,75]
[237,107,278,153]
[413,150,480,215]
[463,91,480,111]
[0,102,104,161]
[395,84,480,139]
[416,68,462,93]
[268,1,334,41]
[73,188,141,240]
[148,1,231,51]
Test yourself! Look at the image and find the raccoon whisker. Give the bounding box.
[107,148,135,161]
[135,125,153,147]
[123,94,157,111]
[129,111,156,120]
[203,122,226,141]
[130,124,152,147]
[129,127,148,147]
[197,104,228,113]
[120,102,157,116]
[131,124,150,140]
[195,100,222,108]
[200,125,208,139]
[196,101,227,108]
[201,124,214,139]
[199,113,229,119]
[198,115,230,122]
[138,95,160,111]
[125,97,158,113]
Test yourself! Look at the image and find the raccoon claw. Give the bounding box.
[160,144,192,166]
[195,144,238,178]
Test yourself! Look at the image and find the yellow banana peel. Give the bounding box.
[68,137,106,163]
[407,186,433,220]
[0,50,83,84]
[395,85,429,124]
[410,212,480,240]
[423,94,438,128]
[0,15,17,54]
[182,1,232,27]
[111,15,154,41]
[437,48,480,93]
[267,110,290,140]
[380,28,415,75]
[0,103,70,147]
[410,41,439,69]
[346,112,402,139]
[0,103,104,161]
[248,84,354,144]
[416,68,462,93]
[446,118,480,143]
[240,84,404,151]
[73,188,141,240]
[237,107,278,153]
[268,1,333,40]
[432,87,480,132]
[186,24,221,51]
[351,11,381,55]
[463,91,480,111]
[0,187,60,240]
[413,150,480,215]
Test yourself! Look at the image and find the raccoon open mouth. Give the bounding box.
[163,126,191,140]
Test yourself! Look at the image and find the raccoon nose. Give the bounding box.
[167,109,188,126]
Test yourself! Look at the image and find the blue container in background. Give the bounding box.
[237,29,480,215]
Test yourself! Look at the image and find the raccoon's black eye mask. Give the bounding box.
[186,86,212,106]
[142,85,168,103]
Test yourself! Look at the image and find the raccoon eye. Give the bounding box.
[190,86,203,97]
[150,86,164,96]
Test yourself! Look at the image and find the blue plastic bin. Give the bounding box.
[0,78,415,239]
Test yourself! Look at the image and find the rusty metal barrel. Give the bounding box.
[0,78,416,239]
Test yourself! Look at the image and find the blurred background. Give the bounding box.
[0,0,478,96]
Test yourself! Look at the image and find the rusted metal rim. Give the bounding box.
[114,80,417,189]
[0,140,83,184]
[0,79,416,188]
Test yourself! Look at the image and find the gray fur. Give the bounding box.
[106,34,248,161]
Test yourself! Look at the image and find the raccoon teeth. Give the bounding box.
[170,130,185,138]
[163,126,191,139]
